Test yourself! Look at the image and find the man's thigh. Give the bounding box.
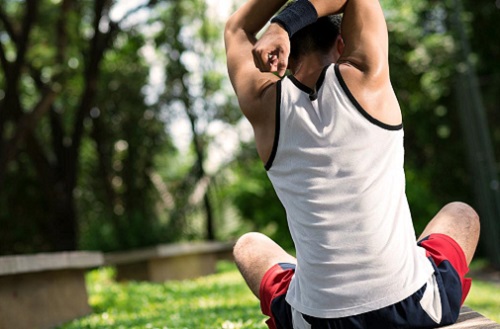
[418,202,480,265]
[233,232,296,298]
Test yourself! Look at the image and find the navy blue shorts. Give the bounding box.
[259,234,471,329]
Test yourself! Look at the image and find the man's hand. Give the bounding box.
[252,23,290,77]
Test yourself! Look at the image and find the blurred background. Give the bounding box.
[0,0,499,268]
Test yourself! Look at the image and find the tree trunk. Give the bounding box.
[451,0,500,267]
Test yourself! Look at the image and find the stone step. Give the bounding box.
[443,306,500,328]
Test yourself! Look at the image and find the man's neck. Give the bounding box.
[291,53,334,89]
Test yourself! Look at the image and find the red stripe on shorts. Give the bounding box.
[260,263,295,329]
[419,233,472,304]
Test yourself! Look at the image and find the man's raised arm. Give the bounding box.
[224,0,286,122]
[336,0,389,77]
[225,0,294,164]
[253,0,390,78]
[253,0,399,125]
[253,0,348,75]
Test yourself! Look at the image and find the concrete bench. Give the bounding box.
[0,251,103,329]
[444,306,500,328]
[105,241,234,282]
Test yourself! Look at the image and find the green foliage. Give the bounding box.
[77,29,171,251]
[150,0,244,242]
[224,143,292,250]
[1,0,499,260]
[0,0,238,253]
[381,0,475,232]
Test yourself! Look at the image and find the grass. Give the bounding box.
[59,261,499,329]
[59,261,267,329]
[466,280,500,322]
[465,259,500,322]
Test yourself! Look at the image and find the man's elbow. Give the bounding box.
[224,13,240,37]
[224,22,235,52]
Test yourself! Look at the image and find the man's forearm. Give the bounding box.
[245,0,348,75]
[225,0,287,37]
[310,0,348,18]
[270,0,348,38]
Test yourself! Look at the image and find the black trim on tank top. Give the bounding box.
[289,65,330,101]
[265,80,281,171]
[334,64,403,131]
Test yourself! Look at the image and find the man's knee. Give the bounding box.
[442,201,480,233]
[438,201,480,264]
[233,232,267,262]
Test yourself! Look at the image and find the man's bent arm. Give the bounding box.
[254,0,389,78]
[337,0,400,126]
[336,0,389,77]
[225,0,290,164]
[254,0,399,125]
[253,0,348,74]
[224,0,286,123]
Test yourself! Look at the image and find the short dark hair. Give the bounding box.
[290,14,342,60]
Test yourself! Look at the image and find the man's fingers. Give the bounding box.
[252,48,288,74]
[253,49,280,73]
[252,48,271,72]
[276,45,289,76]
[251,48,262,70]
[277,62,287,77]
[268,54,279,73]
[251,22,290,73]
[266,53,276,72]
[277,53,288,77]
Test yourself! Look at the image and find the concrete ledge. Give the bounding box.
[0,251,103,329]
[444,306,500,328]
[0,251,104,276]
[105,241,234,282]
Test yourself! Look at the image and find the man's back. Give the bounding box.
[266,64,434,318]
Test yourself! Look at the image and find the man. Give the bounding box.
[224,0,480,328]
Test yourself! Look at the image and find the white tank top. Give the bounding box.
[265,64,434,318]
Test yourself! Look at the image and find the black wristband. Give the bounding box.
[271,0,318,37]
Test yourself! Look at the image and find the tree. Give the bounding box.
[382,0,500,265]
[0,0,167,253]
[78,30,171,251]
[154,0,241,241]
[450,0,500,266]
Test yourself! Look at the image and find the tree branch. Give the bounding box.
[0,6,19,44]
[0,5,18,144]
[27,64,67,170]
[115,0,159,26]
[69,0,115,187]
[0,37,9,74]
[49,108,66,170]
[12,0,38,78]
[24,132,57,204]
[56,0,72,65]
[91,116,116,208]
[91,115,130,245]
[2,88,58,166]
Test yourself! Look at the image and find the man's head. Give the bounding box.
[289,13,343,61]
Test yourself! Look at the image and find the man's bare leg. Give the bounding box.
[233,232,296,298]
[418,201,480,265]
